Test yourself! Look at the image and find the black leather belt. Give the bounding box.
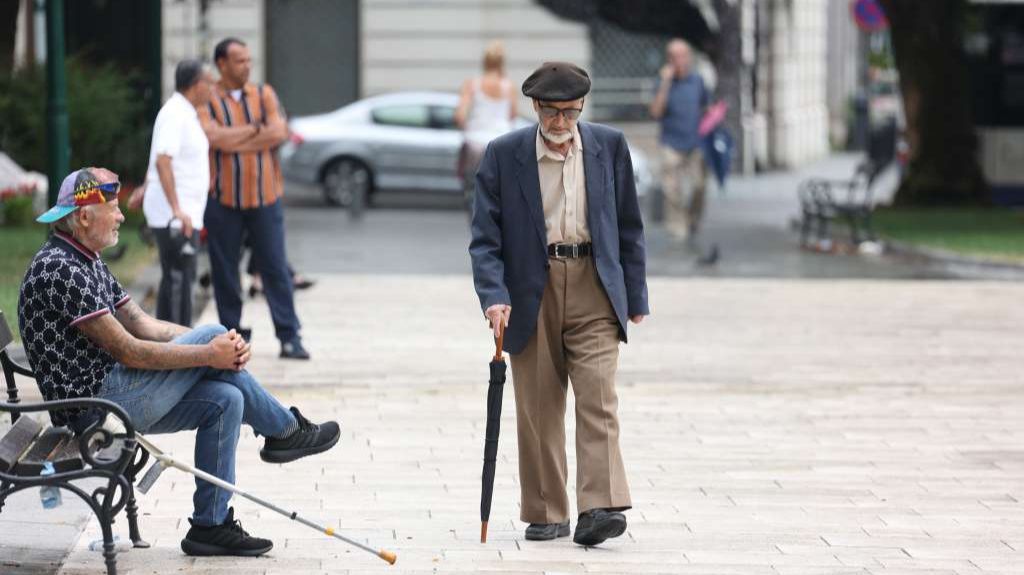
[547,243,592,258]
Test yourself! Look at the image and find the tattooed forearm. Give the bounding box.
[115,301,188,342]
[152,319,189,342]
[78,313,210,370]
[124,337,212,369]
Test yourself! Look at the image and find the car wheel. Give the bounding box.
[322,158,371,215]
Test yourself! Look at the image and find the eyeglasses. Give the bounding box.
[73,182,121,207]
[538,106,583,121]
[94,182,121,195]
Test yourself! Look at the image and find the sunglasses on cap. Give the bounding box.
[538,106,583,121]
[73,182,121,207]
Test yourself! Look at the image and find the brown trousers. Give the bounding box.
[661,145,707,240]
[509,256,631,524]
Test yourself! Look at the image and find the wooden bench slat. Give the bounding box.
[0,310,14,350]
[0,415,43,472]
[49,435,87,473]
[15,426,84,476]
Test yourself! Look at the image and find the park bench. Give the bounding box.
[798,160,883,250]
[0,310,149,575]
[798,119,898,251]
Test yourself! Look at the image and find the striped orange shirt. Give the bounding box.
[201,83,285,209]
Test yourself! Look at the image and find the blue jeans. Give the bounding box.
[98,324,297,526]
[205,200,301,344]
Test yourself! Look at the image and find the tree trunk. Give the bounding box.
[0,0,20,75]
[878,0,988,205]
[711,0,743,171]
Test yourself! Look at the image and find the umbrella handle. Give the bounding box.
[493,320,504,361]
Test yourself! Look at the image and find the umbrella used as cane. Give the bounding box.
[480,322,506,543]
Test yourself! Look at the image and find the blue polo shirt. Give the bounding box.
[657,73,708,153]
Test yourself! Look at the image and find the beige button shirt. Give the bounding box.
[536,126,590,245]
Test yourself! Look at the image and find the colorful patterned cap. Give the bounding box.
[36,168,121,223]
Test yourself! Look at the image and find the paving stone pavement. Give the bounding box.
[53,276,1024,574]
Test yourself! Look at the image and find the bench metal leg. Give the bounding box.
[862,211,877,242]
[817,215,833,250]
[800,211,812,247]
[125,446,151,548]
[0,480,9,514]
[99,515,119,575]
[846,213,862,245]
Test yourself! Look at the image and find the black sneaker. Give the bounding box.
[181,507,273,557]
[260,407,341,464]
[572,508,627,546]
[280,337,310,360]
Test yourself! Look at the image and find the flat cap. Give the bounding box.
[521,61,591,101]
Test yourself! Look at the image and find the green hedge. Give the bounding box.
[0,56,151,181]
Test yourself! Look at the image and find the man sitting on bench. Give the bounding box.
[17,167,341,557]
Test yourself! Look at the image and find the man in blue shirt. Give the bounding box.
[650,39,709,241]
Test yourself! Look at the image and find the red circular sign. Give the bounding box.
[851,0,888,32]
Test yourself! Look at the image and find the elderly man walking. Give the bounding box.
[650,39,709,241]
[20,168,341,557]
[469,62,649,546]
[142,59,215,326]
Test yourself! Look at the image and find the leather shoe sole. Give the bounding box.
[524,520,570,541]
[573,513,626,546]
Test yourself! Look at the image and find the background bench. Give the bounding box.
[798,160,883,250]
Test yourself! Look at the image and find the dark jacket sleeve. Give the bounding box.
[469,142,510,311]
[613,132,650,317]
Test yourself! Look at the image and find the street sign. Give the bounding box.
[851,0,889,32]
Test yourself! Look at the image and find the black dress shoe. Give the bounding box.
[573,509,627,546]
[524,520,570,541]
[280,337,310,360]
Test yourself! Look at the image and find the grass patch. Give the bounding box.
[0,212,156,339]
[873,207,1024,262]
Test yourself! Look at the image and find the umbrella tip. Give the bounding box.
[480,521,488,543]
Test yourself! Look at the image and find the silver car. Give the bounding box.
[279,91,654,209]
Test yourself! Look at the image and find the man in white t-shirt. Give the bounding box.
[143,60,215,325]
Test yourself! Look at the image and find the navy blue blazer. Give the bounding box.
[469,122,650,355]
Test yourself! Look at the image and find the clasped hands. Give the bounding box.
[209,329,252,371]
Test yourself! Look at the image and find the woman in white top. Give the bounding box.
[455,41,518,204]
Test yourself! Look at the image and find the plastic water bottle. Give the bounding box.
[88,535,133,553]
[39,462,62,509]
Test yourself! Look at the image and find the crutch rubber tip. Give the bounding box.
[378,549,397,564]
[480,521,488,543]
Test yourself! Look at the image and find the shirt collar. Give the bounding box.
[215,82,254,100]
[53,230,100,261]
[171,91,199,117]
[535,124,582,162]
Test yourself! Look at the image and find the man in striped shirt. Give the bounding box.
[200,37,310,359]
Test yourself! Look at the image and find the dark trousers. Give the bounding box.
[152,227,200,326]
[204,200,301,343]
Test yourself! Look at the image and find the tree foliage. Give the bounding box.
[0,56,152,181]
